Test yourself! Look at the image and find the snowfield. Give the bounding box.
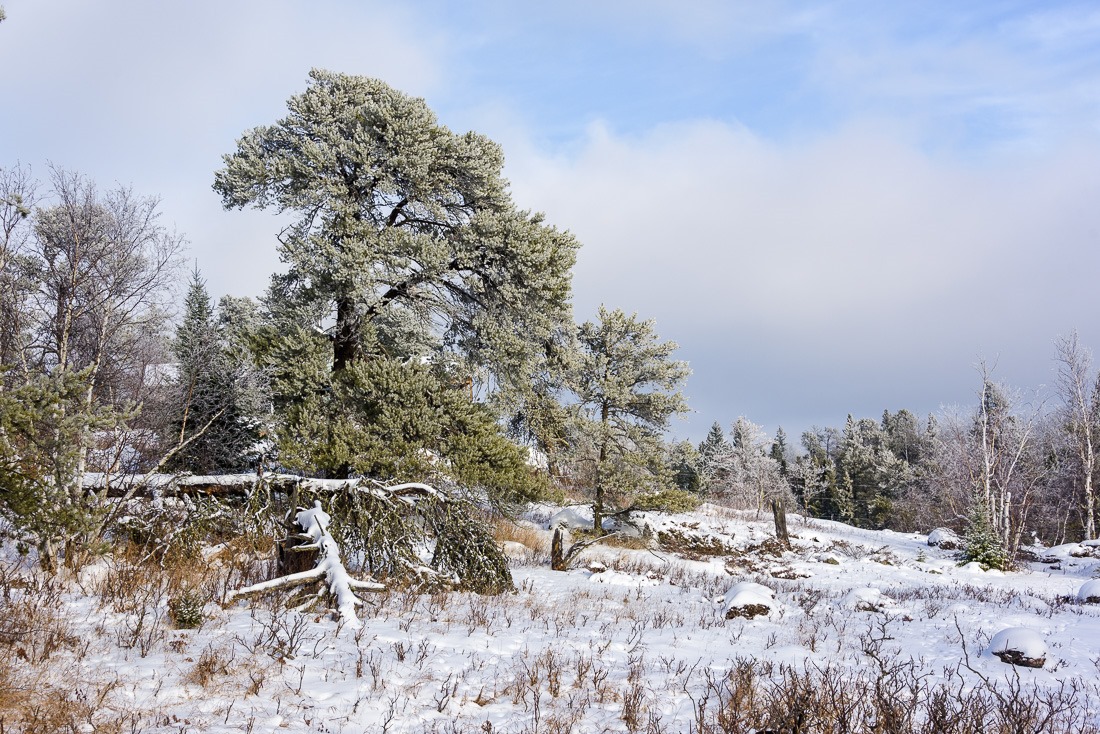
[3,504,1100,733]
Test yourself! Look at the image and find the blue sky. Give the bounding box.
[3,1,1100,443]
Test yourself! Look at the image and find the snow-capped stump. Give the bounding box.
[587,560,608,574]
[928,527,962,550]
[1078,579,1100,603]
[987,628,1047,668]
[724,581,776,620]
[841,587,901,614]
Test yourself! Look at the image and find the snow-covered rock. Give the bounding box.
[840,587,901,614]
[927,527,962,550]
[986,627,1047,668]
[1078,579,1100,603]
[724,581,776,620]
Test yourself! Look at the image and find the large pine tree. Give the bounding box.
[213,70,577,386]
[213,70,578,485]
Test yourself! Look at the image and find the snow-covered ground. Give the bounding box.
[3,504,1100,733]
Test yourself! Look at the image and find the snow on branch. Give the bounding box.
[226,499,383,628]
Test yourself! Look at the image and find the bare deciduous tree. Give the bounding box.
[0,167,183,569]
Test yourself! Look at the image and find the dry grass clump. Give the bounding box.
[185,643,236,688]
[492,517,550,554]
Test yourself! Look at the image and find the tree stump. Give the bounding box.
[551,527,567,571]
[771,498,791,550]
[277,521,319,576]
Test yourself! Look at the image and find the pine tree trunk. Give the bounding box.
[593,405,609,536]
[332,296,359,373]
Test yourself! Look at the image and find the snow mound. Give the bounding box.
[927,527,962,550]
[588,569,659,587]
[986,627,1047,668]
[1078,579,1100,603]
[724,581,776,620]
[840,587,902,614]
[1047,542,1093,559]
[549,506,594,531]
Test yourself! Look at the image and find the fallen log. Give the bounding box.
[82,471,442,501]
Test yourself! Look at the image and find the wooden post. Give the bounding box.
[771,498,791,549]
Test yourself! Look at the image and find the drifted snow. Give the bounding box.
[549,506,595,530]
[927,527,962,549]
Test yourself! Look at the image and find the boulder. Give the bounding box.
[724,581,776,620]
[841,587,901,614]
[987,627,1046,669]
[927,527,962,550]
[548,506,594,531]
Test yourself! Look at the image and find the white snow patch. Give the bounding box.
[927,527,962,549]
[840,587,903,614]
[549,506,595,531]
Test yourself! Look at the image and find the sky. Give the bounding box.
[3,0,1100,444]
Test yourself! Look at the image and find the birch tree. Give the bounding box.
[1054,331,1100,540]
[951,369,1048,567]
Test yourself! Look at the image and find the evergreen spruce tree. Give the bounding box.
[837,415,909,528]
[666,439,702,492]
[697,421,728,493]
[963,494,1009,570]
[770,427,790,477]
[168,270,259,474]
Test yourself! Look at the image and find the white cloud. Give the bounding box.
[501,118,1100,434]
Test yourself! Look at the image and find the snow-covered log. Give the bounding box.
[81,472,443,501]
[227,500,383,628]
